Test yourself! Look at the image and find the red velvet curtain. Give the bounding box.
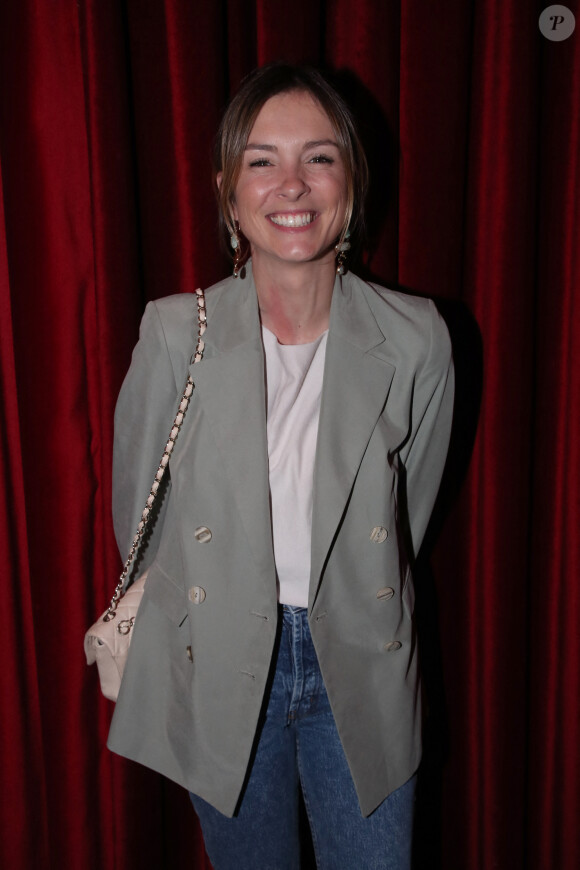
[1,1,578,868]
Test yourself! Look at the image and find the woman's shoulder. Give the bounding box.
[142,275,233,343]
[349,272,451,366]
[151,274,234,323]
[355,274,436,320]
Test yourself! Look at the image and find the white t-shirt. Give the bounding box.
[262,325,328,607]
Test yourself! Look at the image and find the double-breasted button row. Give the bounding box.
[370,526,388,543]
[191,526,211,603]
[372,525,397,648]
[379,583,400,650]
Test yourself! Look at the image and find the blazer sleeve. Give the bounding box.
[112,301,182,579]
[398,301,454,562]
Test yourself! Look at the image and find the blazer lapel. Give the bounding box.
[185,266,396,608]
[309,273,396,609]
[187,267,276,585]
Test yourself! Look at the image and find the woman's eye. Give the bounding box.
[249,158,272,167]
[309,154,334,164]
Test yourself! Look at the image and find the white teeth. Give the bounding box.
[270,213,315,227]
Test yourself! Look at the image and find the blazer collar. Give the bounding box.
[309,272,396,608]
[200,261,388,358]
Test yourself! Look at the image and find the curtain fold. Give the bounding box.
[0,2,105,865]
[438,4,539,866]
[0,1,578,868]
[124,0,228,295]
[0,158,50,870]
[528,19,580,870]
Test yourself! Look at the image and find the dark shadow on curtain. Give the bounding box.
[413,298,483,869]
[324,67,397,270]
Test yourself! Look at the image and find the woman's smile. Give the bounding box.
[267,211,318,228]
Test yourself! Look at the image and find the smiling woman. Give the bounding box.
[214,64,367,279]
[106,63,454,870]
[231,93,348,290]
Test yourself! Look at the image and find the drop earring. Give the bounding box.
[230,221,243,278]
[335,228,351,276]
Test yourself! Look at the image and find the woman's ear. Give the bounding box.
[216,173,238,225]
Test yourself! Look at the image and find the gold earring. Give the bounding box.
[335,229,351,275]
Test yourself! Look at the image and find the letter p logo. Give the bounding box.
[539,5,576,41]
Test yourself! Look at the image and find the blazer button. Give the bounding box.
[194,526,212,543]
[377,587,395,601]
[186,645,193,662]
[370,526,388,543]
[189,586,206,604]
[383,641,402,652]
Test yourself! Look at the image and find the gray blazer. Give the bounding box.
[107,263,454,818]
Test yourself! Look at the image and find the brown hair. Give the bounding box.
[214,63,369,258]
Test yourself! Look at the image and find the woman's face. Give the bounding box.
[231,91,348,272]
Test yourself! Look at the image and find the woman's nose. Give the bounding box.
[277,169,310,199]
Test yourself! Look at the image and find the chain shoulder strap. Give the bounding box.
[103,288,207,622]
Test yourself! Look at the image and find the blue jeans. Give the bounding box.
[190,606,416,869]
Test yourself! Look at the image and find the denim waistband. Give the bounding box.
[271,603,328,723]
